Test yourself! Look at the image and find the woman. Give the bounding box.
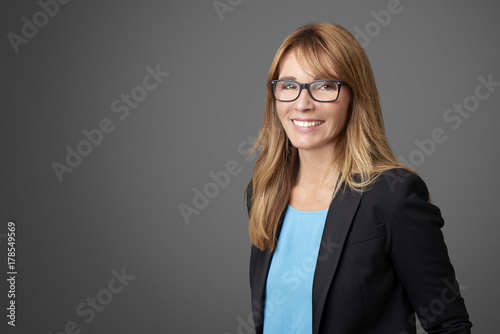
[245,23,472,334]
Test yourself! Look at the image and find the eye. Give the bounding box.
[279,81,298,90]
[314,81,339,91]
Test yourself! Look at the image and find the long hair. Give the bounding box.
[247,23,410,251]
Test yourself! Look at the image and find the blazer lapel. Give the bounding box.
[250,211,285,334]
[312,186,363,334]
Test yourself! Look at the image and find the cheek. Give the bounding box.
[326,106,350,134]
[339,108,349,125]
[275,104,288,125]
[335,100,351,125]
[339,111,349,131]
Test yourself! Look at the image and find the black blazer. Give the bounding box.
[248,169,472,334]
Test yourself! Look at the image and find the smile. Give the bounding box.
[292,120,325,127]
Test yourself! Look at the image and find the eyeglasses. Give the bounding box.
[270,79,348,102]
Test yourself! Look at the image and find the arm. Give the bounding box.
[390,172,472,333]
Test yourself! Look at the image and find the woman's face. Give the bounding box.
[276,50,351,154]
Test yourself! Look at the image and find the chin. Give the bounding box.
[288,136,338,152]
[289,140,321,151]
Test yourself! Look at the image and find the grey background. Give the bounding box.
[1,0,499,333]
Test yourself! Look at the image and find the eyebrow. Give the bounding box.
[278,76,297,81]
[277,76,341,82]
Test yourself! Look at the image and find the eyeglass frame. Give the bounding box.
[269,79,349,103]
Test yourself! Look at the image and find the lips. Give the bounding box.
[292,119,325,127]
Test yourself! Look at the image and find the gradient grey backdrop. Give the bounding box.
[1,0,499,333]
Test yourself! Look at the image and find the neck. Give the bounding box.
[295,144,339,191]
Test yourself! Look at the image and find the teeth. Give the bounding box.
[292,120,324,127]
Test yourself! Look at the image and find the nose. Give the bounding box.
[294,87,314,111]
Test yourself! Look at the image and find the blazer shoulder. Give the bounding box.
[372,168,430,200]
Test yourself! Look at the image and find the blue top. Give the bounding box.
[263,205,328,334]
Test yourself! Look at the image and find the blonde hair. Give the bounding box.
[247,23,410,251]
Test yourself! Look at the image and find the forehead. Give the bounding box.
[278,48,338,80]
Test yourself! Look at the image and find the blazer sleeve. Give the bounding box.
[390,172,472,333]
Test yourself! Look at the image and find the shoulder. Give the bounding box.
[366,168,444,228]
[368,168,429,201]
[357,168,434,218]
